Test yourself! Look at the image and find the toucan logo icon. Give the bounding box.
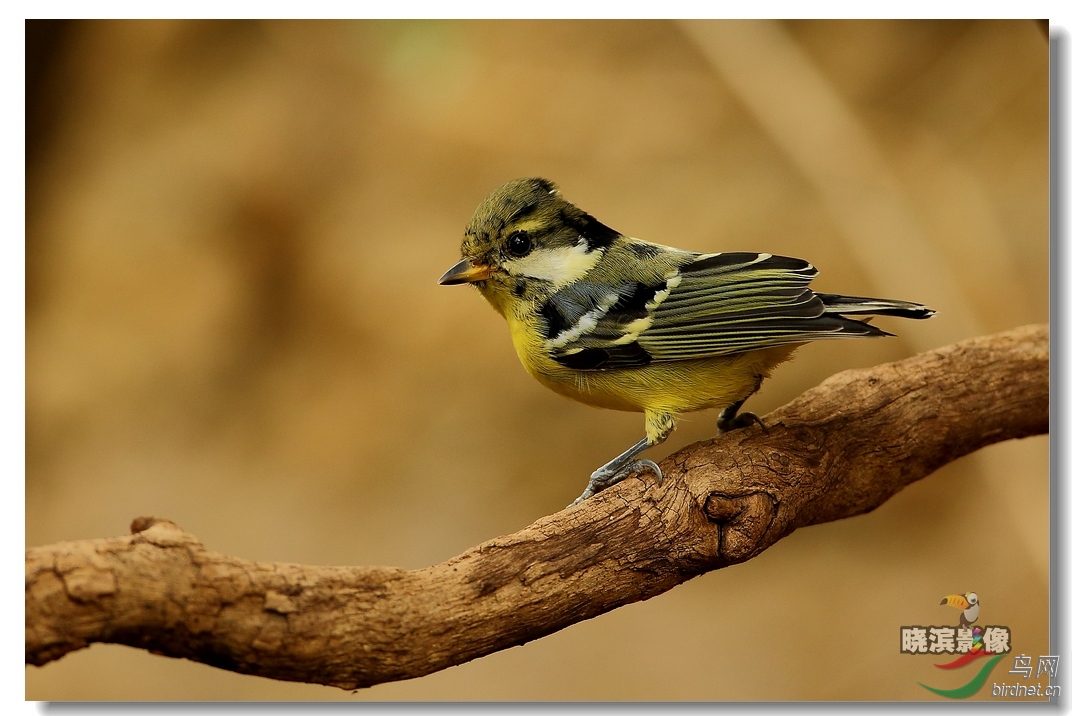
[940,592,980,629]
[900,592,1011,699]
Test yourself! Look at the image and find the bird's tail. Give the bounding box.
[817,293,935,320]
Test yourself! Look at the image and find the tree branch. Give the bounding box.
[25,324,1049,690]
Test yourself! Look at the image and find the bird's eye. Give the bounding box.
[506,231,532,258]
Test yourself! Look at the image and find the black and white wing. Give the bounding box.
[538,250,932,371]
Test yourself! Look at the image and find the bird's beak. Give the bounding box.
[941,594,970,609]
[439,257,493,285]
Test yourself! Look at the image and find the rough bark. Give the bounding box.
[25,324,1049,690]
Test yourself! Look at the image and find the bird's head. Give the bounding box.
[966,592,979,606]
[439,178,620,315]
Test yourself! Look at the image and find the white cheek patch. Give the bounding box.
[502,242,603,287]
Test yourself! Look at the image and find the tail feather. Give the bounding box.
[817,293,935,320]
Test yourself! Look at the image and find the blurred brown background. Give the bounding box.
[26,20,1049,701]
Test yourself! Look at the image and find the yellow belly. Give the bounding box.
[508,315,797,415]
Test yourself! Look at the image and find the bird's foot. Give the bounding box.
[717,410,769,436]
[570,459,662,506]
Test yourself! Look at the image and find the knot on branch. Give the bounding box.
[129,516,201,548]
[702,492,777,562]
[130,515,172,534]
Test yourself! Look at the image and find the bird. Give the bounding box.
[439,178,935,506]
[941,592,980,629]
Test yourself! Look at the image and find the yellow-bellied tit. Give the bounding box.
[440,178,935,506]
[941,592,980,628]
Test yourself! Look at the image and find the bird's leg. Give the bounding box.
[717,376,769,435]
[570,411,674,506]
[570,438,652,506]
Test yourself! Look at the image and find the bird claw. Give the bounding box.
[717,410,768,436]
[635,459,663,484]
[569,459,663,506]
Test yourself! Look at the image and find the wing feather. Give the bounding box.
[546,250,888,370]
